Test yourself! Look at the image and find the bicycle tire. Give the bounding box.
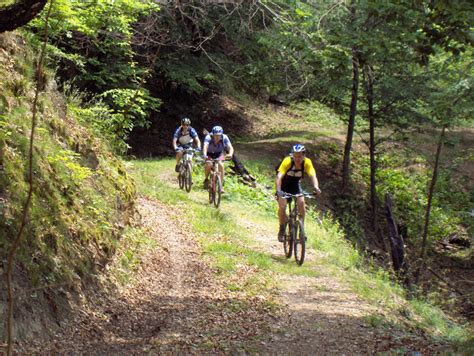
[184,162,192,192]
[214,175,222,208]
[209,174,215,204]
[178,168,185,189]
[294,218,306,266]
[283,220,293,258]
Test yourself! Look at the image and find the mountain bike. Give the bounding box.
[177,147,199,192]
[206,158,230,208]
[280,192,316,266]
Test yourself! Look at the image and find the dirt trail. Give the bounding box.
[27,197,274,354]
[236,217,449,354]
[27,193,446,354]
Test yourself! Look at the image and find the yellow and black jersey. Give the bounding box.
[277,156,316,179]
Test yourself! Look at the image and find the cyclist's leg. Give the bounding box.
[277,197,288,225]
[296,182,305,220]
[204,161,212,186]
[297,196,305,220]
[205,161,213,175]
[175,149,184,171]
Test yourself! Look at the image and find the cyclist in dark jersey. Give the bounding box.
[172,117,201,172]
[275,144,321,242]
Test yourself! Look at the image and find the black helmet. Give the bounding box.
[181,117,191,125]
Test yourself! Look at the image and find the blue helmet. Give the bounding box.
[211,126,223,135]
[291,144,306,153]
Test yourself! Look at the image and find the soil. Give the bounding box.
[19,193,450,354]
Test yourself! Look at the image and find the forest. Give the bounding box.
[0,0,473,354]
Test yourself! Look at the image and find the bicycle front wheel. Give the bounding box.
[294,218,306,266]
[283,221,293,258]
[184,162,192,192]
[214,175,222,208]
[178,169,184,189]
[208,176,214,204]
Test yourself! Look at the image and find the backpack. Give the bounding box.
[275,156,305,178]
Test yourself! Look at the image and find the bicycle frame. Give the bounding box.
[205,157,231,208]
[280,192,315,265]
[177,147,199,192]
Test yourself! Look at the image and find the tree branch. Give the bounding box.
[0,0,48,33]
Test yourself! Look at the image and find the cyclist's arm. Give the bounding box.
[202,143,209,157]
[309,174,320,192]
[194,136,201,150]
[190,128,201,149]
[172,127,180,150]
[202,135,211,157]
[275,172,285,192]
[226,142,234,158]
[304,159,320,192]
[276,157,291,192]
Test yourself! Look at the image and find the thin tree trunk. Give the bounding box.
[415,125,446,284]
[5,2,53,354]
[342,2,359,192]
[364,65,377,230]
[385,194,412,291]
[342,50,359,191]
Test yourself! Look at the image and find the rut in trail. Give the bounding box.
[235,219,447,355]
[27,195,447,354]
[29,197,275,354]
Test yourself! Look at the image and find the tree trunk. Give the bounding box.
[342,50,359,191]
[385,194,412,291]
[415,125,446,284]
[0,0,48,33]
[364,65,377,230]
[342,2,359,192]
[384,194,403,271]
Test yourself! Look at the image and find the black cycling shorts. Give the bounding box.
[281,179,302,195]
[207,151,224,160]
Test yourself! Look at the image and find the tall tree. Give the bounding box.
[415,52,473,283]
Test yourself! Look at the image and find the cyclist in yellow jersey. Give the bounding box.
[275,144,321,242]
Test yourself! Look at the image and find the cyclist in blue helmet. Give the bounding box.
[202,125,234,191]
[172,117,201,172]
[275,144,321,242]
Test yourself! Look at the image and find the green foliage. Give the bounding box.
[110,226,156,285]
[352,148,472,244]
[290,100,343,128]
[28,0,158,89]
[0,37,136,290]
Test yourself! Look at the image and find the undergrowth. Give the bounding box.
[0,33,135,296]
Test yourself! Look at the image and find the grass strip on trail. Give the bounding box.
[129,157,473,351]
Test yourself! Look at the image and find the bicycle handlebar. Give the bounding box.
[279,191,317,199]
[204,157,232,162]
[176,147,200,152]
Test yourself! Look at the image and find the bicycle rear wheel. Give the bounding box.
[184,162,192,192]
[214,175,222,208]
[294,218,306,265]
[283,221,293,258]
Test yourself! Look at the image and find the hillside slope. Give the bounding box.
[0,32,135,343]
